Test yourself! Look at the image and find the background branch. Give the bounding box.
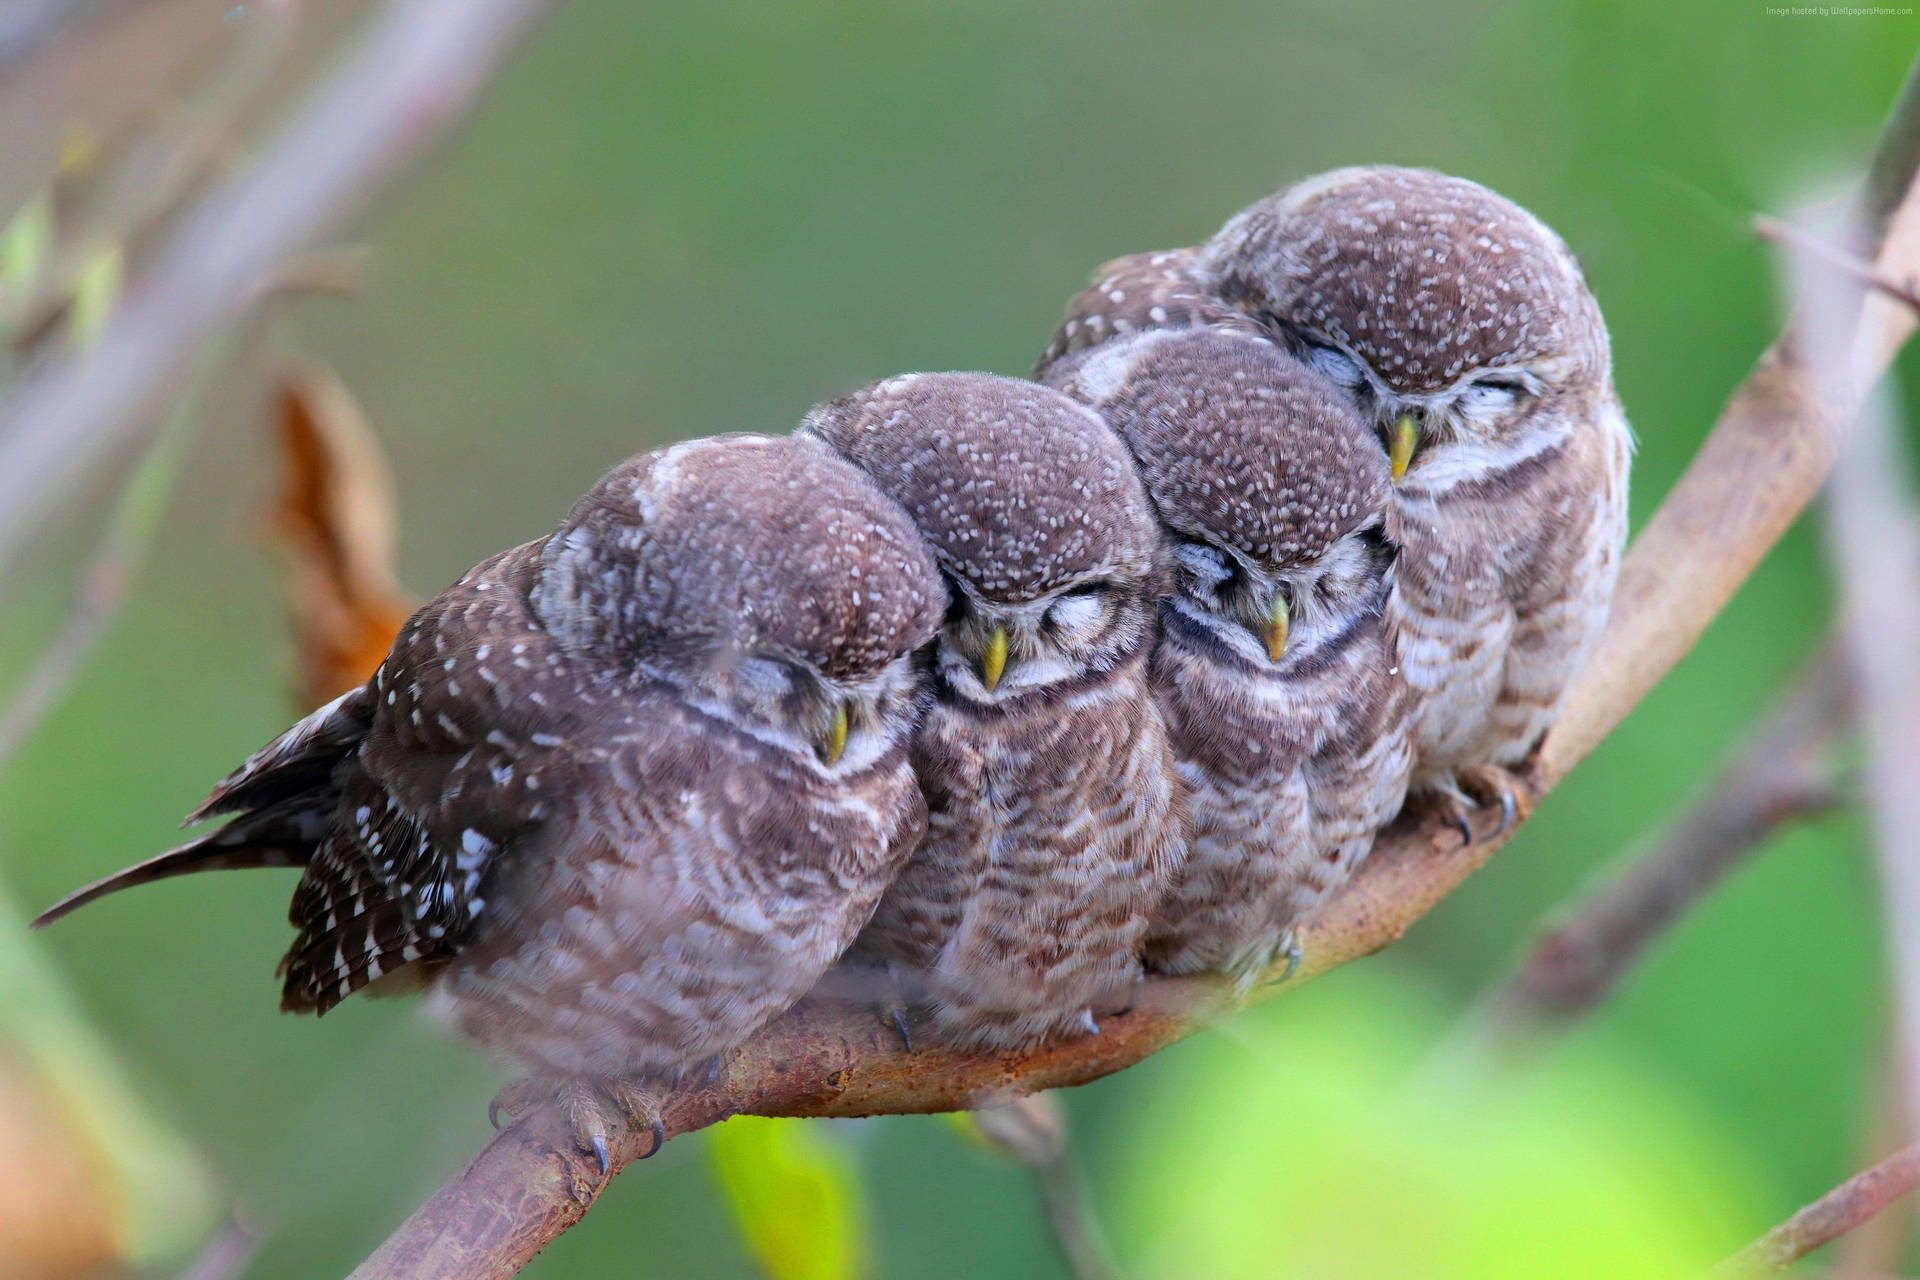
[1456,637,1849,1060]
[1716,1143,1920,1275]
[0,0,559,592]
[967,1095,1121,1280]
[346,51,1920,1280]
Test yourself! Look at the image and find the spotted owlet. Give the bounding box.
[801,372,1186,1051]
[1046,326,1412,983]
[1031,246,1256,378]
[35,434,945,1164]
[1196,166,1631,823]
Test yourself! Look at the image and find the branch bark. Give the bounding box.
[1715,1143,1920,1275]
[346,54,1920,1280]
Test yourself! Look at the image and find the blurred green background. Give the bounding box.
[3,1,1917,1276]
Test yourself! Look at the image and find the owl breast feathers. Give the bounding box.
[803,372,1187,1050]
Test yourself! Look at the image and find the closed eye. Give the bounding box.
[1457,378,1530,417]
[1300,339,1366,389]
[1045,588,1110,638]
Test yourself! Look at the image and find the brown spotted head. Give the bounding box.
[1054,326,1396,672]
[801,373,1162,703]
[534,433,944,768]
[1199,167,1614,485]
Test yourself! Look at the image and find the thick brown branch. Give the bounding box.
[1469,639,1849,1051]
[348,55,1920,1280]
[1715,1144,1920,1274]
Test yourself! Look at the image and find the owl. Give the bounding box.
[801,372,1186,1051]
[1031,246,1256,379]
[35,434,945,1167]
[1046,326,1412,984]
[1196,166,1631,828]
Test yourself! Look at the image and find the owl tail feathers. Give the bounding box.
[31,806,312,929]
[185,685,372,825]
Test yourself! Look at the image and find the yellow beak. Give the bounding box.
[1264,593,1290,663]
[820,702,849,766]
[1388,412,1418,483]
[981,625,1009,691]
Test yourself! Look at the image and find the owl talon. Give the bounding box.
[1264,934,1302,985]
[887,1007,915,1052]
[1457,764,1531,838]
[1075,1010,1100,1037]
[492,1074,666,1175]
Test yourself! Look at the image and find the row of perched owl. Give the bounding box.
[37,167,1629,1163]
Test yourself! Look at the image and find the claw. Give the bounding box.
[1075,1009,1100,1037]
[590,1132,611,1176]
[1457,764,1530,839]
[888,1007,914,1052]
[489,1098,506,1130]
[642,1112,667,1159]
[1274,934,1302,984]
[1453,813,1475,846]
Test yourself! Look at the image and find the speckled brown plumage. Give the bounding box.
[1048,328,1413,980]
[1197,167,1630,801]
[1032,247,1256,380]
[802,372,1186,1049]
[37,435,946,1095]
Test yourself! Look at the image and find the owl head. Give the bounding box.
[1050,327,1394,671]
[532,433,944,770]
[801,372,1163,704]
[1198,166,1610,487]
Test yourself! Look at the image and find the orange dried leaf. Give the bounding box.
[271,366,412,711]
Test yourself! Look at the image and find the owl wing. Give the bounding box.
[278,541,608,1013]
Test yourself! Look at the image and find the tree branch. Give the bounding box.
[346,54,1920,1280]
[1715,1143,1920,1275]
[1459,638,1849,1058]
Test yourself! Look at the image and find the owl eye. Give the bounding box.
[1301,340,1366,389]
[1458,376,1531,416]
[1045,584,1111,638]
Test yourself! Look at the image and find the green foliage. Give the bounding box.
[1117,970,1762,1279]
[708,1117,868,1280]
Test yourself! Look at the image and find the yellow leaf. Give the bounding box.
[708,1116,868,1280]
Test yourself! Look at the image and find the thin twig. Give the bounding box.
[1460,639,1849,1058]
[346,52,1920,1280]
[969,1095,1122,1280]
[0,0,561,593]
[1715,1144,1920,1274]
[1756,215,1920,316]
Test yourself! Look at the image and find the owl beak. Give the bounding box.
[1388,412,1418,483]
[1263,593,1290,662]
[980,625,1009,691]
[819,702,850,766]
